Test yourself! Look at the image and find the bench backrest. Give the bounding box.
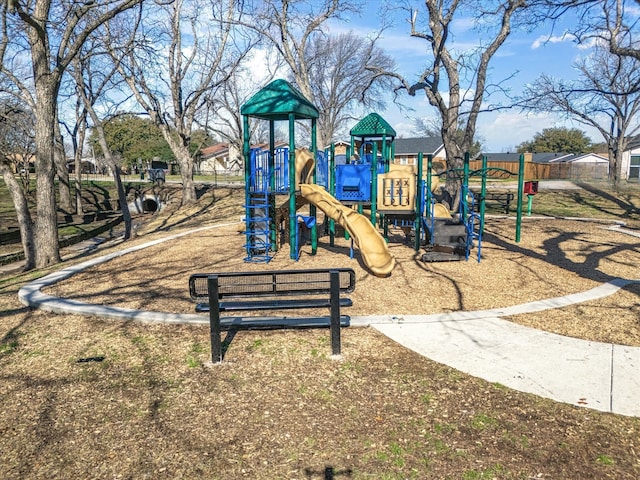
[189,268,356,302]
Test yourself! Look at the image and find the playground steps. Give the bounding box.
[430,219,467,247]
[422,219,467,262]
[244,192,272,263]
[421,248,465,262]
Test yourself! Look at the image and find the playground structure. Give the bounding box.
[240,80,526,276]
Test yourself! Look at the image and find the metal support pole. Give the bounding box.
[371,142,378,225]
[480,155,488,235]
[516,153,525,243]
[463,152,470,219]
[329,144,336,246]
[243,116,252,259]
[415,152,423,252]
[310,119,318,254]
[329,270,341,356]
[288,113,297,259]
[426,155,433,214]
[269,121,277,250]
[208,275,222,363]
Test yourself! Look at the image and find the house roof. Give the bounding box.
[566,153,609,163]
[251,142,288,151]
[350,113,396,138]
[533,153,574,163]
[478,152,574,163]
[394,137,443,155]
[240,79,319,121]
[200,143,229,158]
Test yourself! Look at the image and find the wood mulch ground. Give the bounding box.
[45,187,640,347]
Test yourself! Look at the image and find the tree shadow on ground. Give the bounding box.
[143,186,242,234]
[574,182,640,222]
[83,182,113,211]
[483,223,640,299]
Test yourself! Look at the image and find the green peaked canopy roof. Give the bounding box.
[350,113,396,137]
[241,79,319,121]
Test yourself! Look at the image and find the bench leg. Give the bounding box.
[330,270,341,356]
[208,275,223,363]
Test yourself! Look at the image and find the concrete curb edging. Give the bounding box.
[16,222,640,417]
[18,223,237,325]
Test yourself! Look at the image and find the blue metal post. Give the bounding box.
[415,152,423,252]
[269,121,277,250]
[329,143,336,246]
[371,142,378,225]
[288,113,297,259]
[310,118,318,254]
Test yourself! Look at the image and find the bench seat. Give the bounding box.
[195,297,353,313]
[189,268,356,363]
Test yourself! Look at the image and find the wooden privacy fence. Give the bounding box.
[468,160,609,180]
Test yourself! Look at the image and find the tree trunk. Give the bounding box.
[74,135,84,215]
[92,119,133,240]
[112,164,132,239]
[0,163,36,270]
[442,135,464,212]
[33,82,62,268]
[163,131,196,204]
[613,149,623,192]
[177,147,196,204]
[55,123,74,213]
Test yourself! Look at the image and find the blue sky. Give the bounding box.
[322,1,608,152]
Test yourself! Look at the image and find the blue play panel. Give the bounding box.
[335,164,371,202]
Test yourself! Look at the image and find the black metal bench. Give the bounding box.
[188,268,356,363]
[474,192,515,214]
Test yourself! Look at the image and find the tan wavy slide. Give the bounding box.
[294,148,395,276]
[299,183,395,277]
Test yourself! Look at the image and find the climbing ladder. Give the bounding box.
[460,185,482,262]
[244,149,273,262]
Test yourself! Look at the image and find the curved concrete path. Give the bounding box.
[17,223,640,417]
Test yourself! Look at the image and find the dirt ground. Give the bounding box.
[1,186,640,479]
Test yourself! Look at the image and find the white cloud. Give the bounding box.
[531,32,576,49]
[477,111,550,151]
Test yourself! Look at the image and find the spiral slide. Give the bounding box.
[299,183,395,277]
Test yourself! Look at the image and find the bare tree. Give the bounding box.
[372,0,527,208]
[521,44,640,188]
[54,119,73,213]
[202,59,280,170]
[107,0,253,204]
[0,97,36,269]
[542,0,640,63]
[70,38,134,239]
[1,0,142,268]
[241,0,394,148]
[304,31,396,147]
[59,82,89,215]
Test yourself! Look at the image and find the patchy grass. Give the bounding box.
[520,182,640,223]
[1,292,639,479]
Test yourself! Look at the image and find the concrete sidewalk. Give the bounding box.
[351,302,640,417]
[16,224,640,417]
